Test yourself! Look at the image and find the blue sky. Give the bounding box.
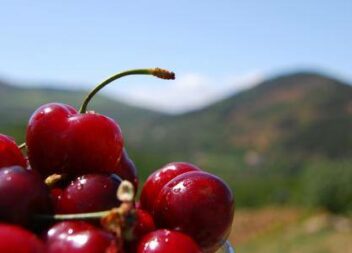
[1,0,352,112]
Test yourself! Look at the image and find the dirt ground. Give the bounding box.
[229,207,352,253]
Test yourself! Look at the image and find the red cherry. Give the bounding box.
[53,174,121,214]
[133,209,155,239]
[26,103,124,177]
[27,68,174,177]
[46,221,119,253]
[137,229,201,253]
[0,166,52,225]
[125,209,156,253]
[113,149,138,192]
[154,171,235,253]
[0,223,45,253]
[0,134,26,168]
[140,162,201,214]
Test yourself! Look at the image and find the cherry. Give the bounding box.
[0,134,26,168]
[114,149,138,192]
[125,208,155,253]
[0,223,45,253]
[133,209,155,240]
[53,174,122,214]
[26,68,174,177]
[140,162,201,214]
[154,171,235,253]
[0,166,52,226]
[26,103,124,177]
[137,229,201,253]
[46,221,119,253]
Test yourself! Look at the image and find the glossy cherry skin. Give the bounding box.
[137,229,201,253]
[0,223,45,253]
[0,166,52,226]
[46,221,119,253]
[154,171,235,253]
[0,134,26,168]
[53,174,121,214]
[140,162,201,214]
[133,209,155,239]
[113,149,138,192]
[26,103,124,177]
[125,209,156,253]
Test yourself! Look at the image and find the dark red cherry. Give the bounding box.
[0,166,52,225]
[26,103,124,177]
[133,209,155,239]
[137,229,201,253]
[125,209,156,253]
[0,223,45,253]
[46,221,119,253]
[0,134,26,168]
[113,149,138,192]
[140,162,201,214]
[154,171,235,253]
[53,174,121,214]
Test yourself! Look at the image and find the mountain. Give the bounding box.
[127,72,352,170]
[124,71,352,208]
[1,72,351,168]
[1,71,351,208]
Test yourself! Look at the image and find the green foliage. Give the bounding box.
[299,159,352,213]
[229,176,296,207]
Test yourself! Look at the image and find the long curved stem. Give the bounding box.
[35,210,111,221]
[79,68,175,113]
[37,181,135,222]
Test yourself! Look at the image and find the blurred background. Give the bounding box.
[1,1,351,252]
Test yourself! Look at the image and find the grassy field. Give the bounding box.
[229,207,352,253]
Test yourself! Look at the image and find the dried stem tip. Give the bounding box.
[45,174,66,187]
[152,68,175,80]
[117,180,135,202]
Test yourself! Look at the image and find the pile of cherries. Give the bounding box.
[0,68,235,253]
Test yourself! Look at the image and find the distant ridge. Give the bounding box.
[0,70,351,175]
[1,70,352,208]
[125,71,352,165]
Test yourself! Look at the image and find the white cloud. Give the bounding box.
[105,71,264,114]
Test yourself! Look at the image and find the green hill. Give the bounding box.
[127,72,352,169]
[119,72,352,210]
[1,72,351,210]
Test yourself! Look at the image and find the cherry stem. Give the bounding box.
[79,68,175,113]
[45,174,66,187]
[35,210,111,221]
[18,142,26,150]
[37,181,135,222]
